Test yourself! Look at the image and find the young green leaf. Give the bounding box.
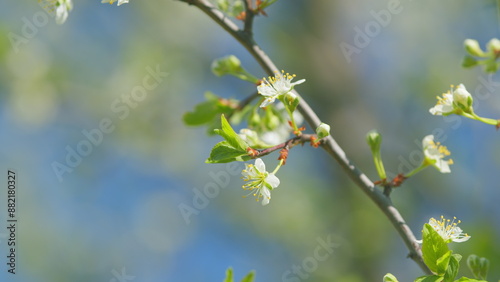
[461,56,478,68]
[454,277,488,282]
[422,223,451,273]
[466,255,489,280]
[184,92,234,126]
[206,141,250,164]
[224,267,234,282]
[443,253,461,282]
[414,275,444,282]
[214,114,249,151]
[240,270,255,282]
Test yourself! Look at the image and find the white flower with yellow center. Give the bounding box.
[241,158,280,205]
[101,0,129,6]
[257,70,305,108]
[429,84,472,115]
[39,0,73,24]
[422,135,453,173]
[428,216,470,243]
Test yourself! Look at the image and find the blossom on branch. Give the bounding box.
[422,135,453,173]
[257,70,305,108]
[241,158,280,205]
[428,216,471,243]
[429,84,473,115]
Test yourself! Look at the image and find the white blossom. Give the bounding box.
[241,158,280,205]
[422,135,453,173]
[257,70,305,108]
[428,216,471,243]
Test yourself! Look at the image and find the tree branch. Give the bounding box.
[178,0,432,275]
[242,0,256,36]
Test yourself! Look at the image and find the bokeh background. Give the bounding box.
[1,0,499,281]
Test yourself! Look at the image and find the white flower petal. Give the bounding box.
[254,158,266,173]
[434,160,451,173]
[259,96,276,108]
[55,3,69,24]
[265,173,280,189]
[430,92,454,115]
[260,187,271,206]
[292,79,306,86]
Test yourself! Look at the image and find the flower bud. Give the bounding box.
[487,38,500,54]
[366,130,387,181]
[211,55,242,77]
[464,39,485,57]
[316,123,331,139]
[453,84,473,109]
[211,55,259,83]
[366,130,382,152]
[383,273,399,282]
[283,91,299,113]
[248,111,261,128]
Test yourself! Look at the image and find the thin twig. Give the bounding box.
[242,0,256,36]
[255,134,314,158]
[179,0,432,275]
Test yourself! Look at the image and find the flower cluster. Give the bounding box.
[463,38,500,73]
[430,83,499,127]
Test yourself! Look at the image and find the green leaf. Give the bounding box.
[383,273,399,282]
[443,254,461,282]
[422,223,450,273]
[436,250,452,276]
[214,115,249,151]
[414,275,444,282]
[183,92,235,126]
[454,277,488,282]
[240,270,255,282]
[224,267,234,282]
[485,59,498,73]
[461,56,478,68]
[466,255,489,280]
[206,141,250,163]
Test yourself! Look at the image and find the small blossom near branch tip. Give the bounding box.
[241,158,280,205]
